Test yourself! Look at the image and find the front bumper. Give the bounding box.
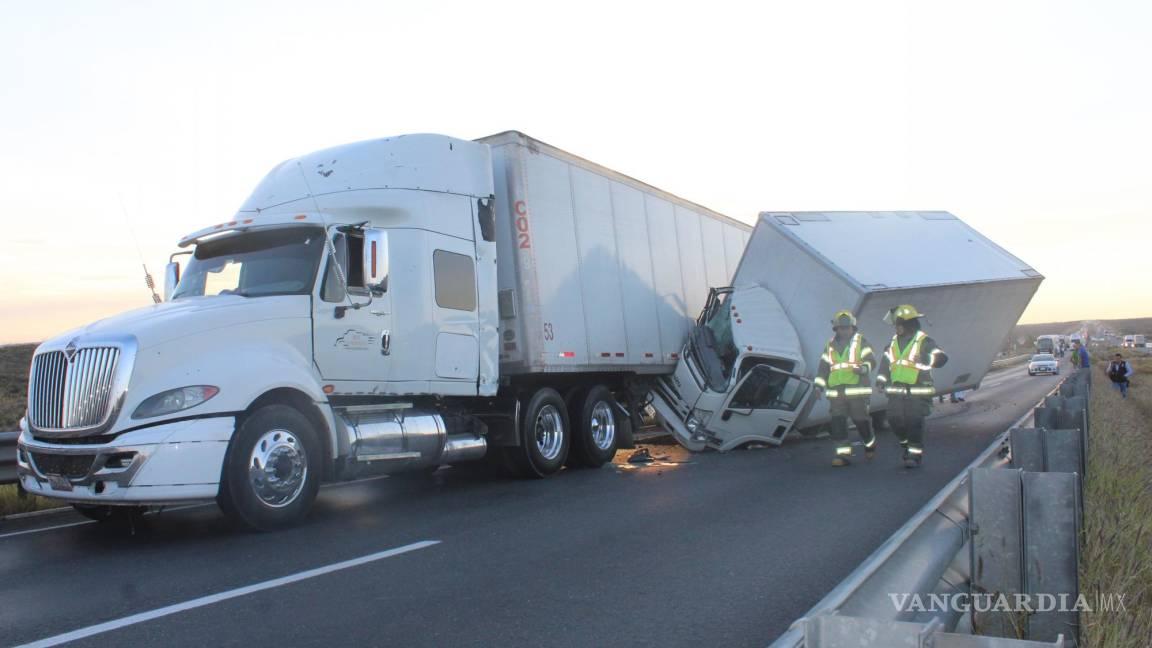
[17,416,234,505]
[1029,365,1058,374]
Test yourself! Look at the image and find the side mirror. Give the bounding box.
[362,229,388,294]
[164,261,181,301]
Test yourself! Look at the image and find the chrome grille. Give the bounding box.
[29,347,121,431]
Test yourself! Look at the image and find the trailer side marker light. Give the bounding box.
[670,353,679,359]
[242,218,253,224]
[615,352,625,357]
[227,221,237,226]
[294,214,308,220]
[322,385,335,394]
[644,352,654,358]
[600,352,611,358]
[736,319,742,324]
[747,346,753,351]
[559,352,575,358]
[370,241,378,276]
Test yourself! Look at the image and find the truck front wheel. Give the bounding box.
[506,388,570,478]
[570,385,621,468]
[218,405,321,530]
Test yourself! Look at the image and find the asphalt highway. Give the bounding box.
[0,360,1065,648]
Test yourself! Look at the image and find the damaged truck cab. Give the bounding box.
[651,286,813,451]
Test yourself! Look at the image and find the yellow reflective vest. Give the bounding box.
[884,331,936,396]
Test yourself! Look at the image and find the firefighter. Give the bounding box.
[876,305,948,468]
[814,310,876,466]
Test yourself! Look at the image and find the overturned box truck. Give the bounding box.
[18,132,1042,528]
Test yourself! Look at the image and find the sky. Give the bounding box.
[1,0,1150,344]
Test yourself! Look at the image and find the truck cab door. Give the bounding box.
[312,227,393,385]
[702,362,812,450]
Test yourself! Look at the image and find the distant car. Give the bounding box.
[1028,353,1059,376]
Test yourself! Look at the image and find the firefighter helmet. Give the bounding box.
[884,304,925,325]
[831,310,857,328]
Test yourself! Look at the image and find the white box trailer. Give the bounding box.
[481,131,752,375]
[652,211,1043,451]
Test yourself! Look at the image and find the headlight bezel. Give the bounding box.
[131,385,220,420]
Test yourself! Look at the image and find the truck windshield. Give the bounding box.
[172,227,325,299]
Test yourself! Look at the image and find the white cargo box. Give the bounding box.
[736,211,1043,410]
[482,132,752,375]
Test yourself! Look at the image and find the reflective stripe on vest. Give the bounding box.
[827,333,863,388]
[887,331,929,385]
[885,385,936,396]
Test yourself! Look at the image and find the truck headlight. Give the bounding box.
[686,416,701,433]
[132,386,219,419]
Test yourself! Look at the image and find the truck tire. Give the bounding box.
[505,387,570,478]
[72,504,146,524]
[569,385,621,468]
[217,405,321,530]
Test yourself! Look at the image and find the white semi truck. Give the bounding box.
[17,132,1042,529]
[18,132,751,528]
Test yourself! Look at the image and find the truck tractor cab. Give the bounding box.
[651,286,813,451]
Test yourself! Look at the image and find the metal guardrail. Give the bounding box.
[1,430,19,486]
[770,375,1083,647]
[990,353,1031,369]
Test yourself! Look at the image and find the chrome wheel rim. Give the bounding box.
[589,401,616,451]
[249,428,307,508]
[534,404,564,461]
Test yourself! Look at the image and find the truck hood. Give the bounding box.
[44,296,310,351]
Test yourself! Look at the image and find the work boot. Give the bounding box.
[832,456,851,467]
[856,421,875,460]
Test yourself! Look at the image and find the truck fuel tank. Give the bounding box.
[336,405,486,478]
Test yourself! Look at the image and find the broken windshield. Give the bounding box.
[172,226,325,299]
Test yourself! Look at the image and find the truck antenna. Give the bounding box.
[119,194,162,304]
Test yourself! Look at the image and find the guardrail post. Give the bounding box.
[1043,430,1085,476]
[804,615,942,647]
[1022,472,1082,644]
[969,467,1025,638]
[1009,428,1085,477]
[1,430,20,486]
[1032,406,1056,432]
[1009,428,1045,473]
[804,614,1068,647]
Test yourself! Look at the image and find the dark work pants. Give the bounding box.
[829,394,875,455]
[887,393,931,455]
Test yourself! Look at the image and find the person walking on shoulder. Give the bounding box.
[1106,352,1134,398]
[1073,340,1090,379]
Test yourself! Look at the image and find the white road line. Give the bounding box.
[0,520,95,539]
[15,540,441,648]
